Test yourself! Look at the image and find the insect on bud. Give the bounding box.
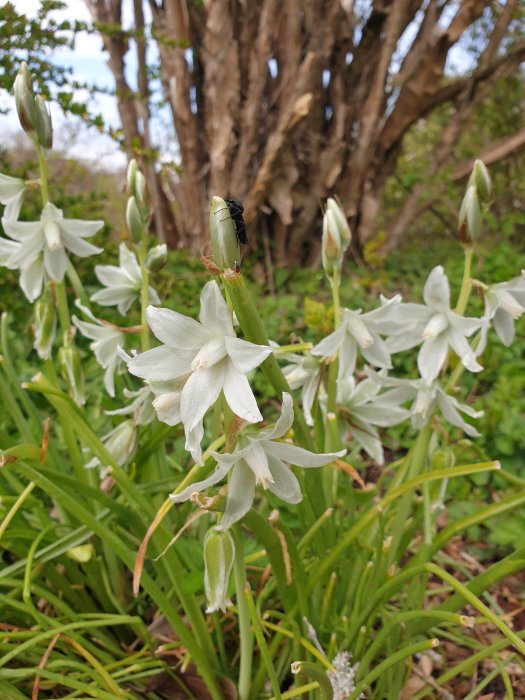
[126,196,144,242]
[322,208,343,275]
[34,95,53,149]
[34,300,57,360]
[209,196,241,271]
[14,62,38,135]
[145,243,168,272]
[58,344,86,406]
[203,526,235,614]
[468,159,492,204]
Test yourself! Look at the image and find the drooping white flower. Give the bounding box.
[105,386,156,425]
[0,173,25,221]
[337,375,410,464]
[85,420,136,472]
[279,347,323,426]
[91,242,160,314]
[126,281,272,464]
[366,369,483,437]
[1,202,103,299]
[72,303,125,398]
[387,266,483,383]
[311,295,402,379]
[483,271,525,347]
[170,393,346,529]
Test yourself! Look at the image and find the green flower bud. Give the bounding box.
[430,448,456,471]
[34,95,53,149]
[203,526,235,614]
[127,159,146,206]
[458,185,481,247]
[14,62,38,135]
[126,196,144,242]
[145,243,168,272]
[468,159,491,204]
[209,196,240,271]
[34,300,56,360]
[58,344,86,406]
[326,198,351,249]
[322,208,343,275]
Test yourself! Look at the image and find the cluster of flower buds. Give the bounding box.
[14,63,53,149]
[126,159,148,242]
[321,198,352,275]
[458,159,492,247]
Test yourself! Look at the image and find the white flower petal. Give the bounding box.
[170,459,232,503]
[152,390,182,425]
[258,393,294,441]
[417,334,449,383]
[0,237,21,268]
[447,328,482,373]
[44,245,68,282]
[437,392,480,437]
[493,308,515,346]
[59,217,104,238]
[128,345,193,381]
[224,336,272,373]
[61,230,103,257]
[95,264,131,288]
[360,333,392,369]
[264,441,345,468]
[337,334,358,379]
[91,286,136,307]
[353,403,409,427]
[180,363,225,431]
[243,440,274,486]
[267,456,302,504]
[20,255,44,301]
[423,266,450,311]
[349,419,384,464]
[219,463,256,529]
[119,243,141,279]
[223,362,262,424]
[199,281,235,336]
[311,326,345,358]
[146,305,211,349]
[1,217,43,242]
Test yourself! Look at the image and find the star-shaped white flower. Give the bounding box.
[127,281,272,464]
[366,368,483,437]
[170,393,346,529]
[337,375,410,464]
[311,295,402,379]
[72,303,125,397]
[280,347,323,426]
[0,172,25,221]
[1,202,103,299]
[91,242,160,314]
[483,271,525,347]
[387,266,483,383]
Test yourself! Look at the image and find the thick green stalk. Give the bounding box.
[138,241,150,351]
[232,526,253,700]
[455,247,473,315]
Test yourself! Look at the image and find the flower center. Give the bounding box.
[44,220,62,251]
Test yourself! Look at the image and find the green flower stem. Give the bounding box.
[357,610,469,678]
[232,526,253,700]
[310,460,499,588]
[54,280,72,345]
[222,271,312,451]
[326,269,340,418]
[34,142,49,206]
[138,242,150,351]
[348,639,439,700]
[291,661,333,700]
[455,246,473,316]
[273,682,318,699]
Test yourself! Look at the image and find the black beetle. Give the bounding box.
[224,198,248,245]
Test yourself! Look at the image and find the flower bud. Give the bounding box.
[203,526,235,614]
[209,196,240,271]
[458,185,481,247]
[14,62,38,135]
[468,159,491,204]
[431,448,456,471]
[34,300,56,360]
[127,159,146,206]
[326,198,351,249]
[322,208,343,275]
[145,243,168,272]
[126,196,144,242]
[34,95,53,149]
[58,344,86,406]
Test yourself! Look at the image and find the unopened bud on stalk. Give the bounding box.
[145,243,167,272]
[58,344,86,406]
[203,526,235,613]
[126,196,144,242]
[209,196,240,271]
[458,185,481,247]
[468,159,491,203]
[34,300,56,360]
[326,198,351,249]
[14,63,38,135]
[34,95,53,149]
[127,159,146,206]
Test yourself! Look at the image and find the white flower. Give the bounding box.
[311,295,402,379]
[126,281,272,464]
[387,266,483,383]
[85,420,136,472]
[280,348,323,426]
[91,242,160,314]
[366,369,483,437]
[337,375,410,464]
[1,202,103,299]
[105,386,156,425]
[0,173,25,221]
[170,393,346,529]
[72,303,125,397]
[483,271,525,347]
